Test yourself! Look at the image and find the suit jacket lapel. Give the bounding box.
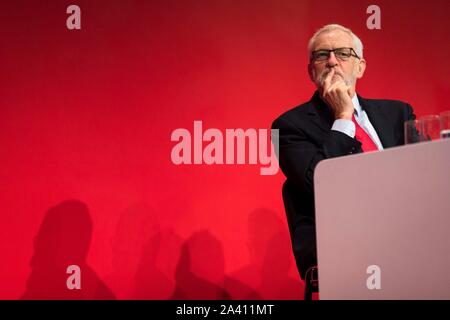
[358,95,396,148]
[306,91,334,133]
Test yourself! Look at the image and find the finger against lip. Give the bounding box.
[323,68,335,88]
[327,68,335,79]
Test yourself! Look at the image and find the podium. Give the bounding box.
[314,139,450,299]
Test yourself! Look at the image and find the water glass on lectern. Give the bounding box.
[440,111,450,139]
[404,119,422,144]
[420,115,441,142]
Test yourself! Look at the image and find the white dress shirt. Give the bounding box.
[331,94,384,150]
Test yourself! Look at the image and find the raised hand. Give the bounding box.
[321,68,354,120]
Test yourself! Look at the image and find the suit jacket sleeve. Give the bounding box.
[272,116,362,196]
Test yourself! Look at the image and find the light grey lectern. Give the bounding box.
[314,139,450,299]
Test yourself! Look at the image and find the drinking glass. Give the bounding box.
[420,115,441,142]
[404,119,422,144]
[439,111,450,139]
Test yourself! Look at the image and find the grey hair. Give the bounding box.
[308,24,364,58]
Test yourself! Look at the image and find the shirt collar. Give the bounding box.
[352,94,362,116]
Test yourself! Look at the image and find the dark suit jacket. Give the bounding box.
[272,91,416,279]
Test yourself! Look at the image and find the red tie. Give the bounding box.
[352,114,378,152]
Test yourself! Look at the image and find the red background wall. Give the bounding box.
[0,0,449,299]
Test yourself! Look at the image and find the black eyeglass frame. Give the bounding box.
[310,47,360,62]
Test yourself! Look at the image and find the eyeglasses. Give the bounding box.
[311,47,360,62]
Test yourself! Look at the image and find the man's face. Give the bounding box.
[308,29,366,94]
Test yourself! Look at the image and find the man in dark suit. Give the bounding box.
[272,24,415,280]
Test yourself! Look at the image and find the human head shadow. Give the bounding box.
[171,230,232,299]
[131,228,182,299]
[227,208,303,299]
[259,230,304,299]
[21,200,115,299]
[108,202,165,298]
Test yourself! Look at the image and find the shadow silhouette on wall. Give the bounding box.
[107,202,159,298]
[132,228,183,299]
[107,202,182,299]
[21,200,115,299]
[259,230,304,299]
[171,230,230,299]
[172,230,253,299]
[171,230,260,300]
[226,208,304,299]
